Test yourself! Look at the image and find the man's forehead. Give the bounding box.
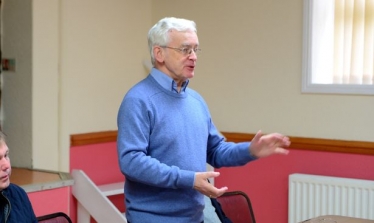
[168,32,198,45]
[0,143,9,152]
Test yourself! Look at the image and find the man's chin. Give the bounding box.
[186,73,194,79]
[0,181,10,191]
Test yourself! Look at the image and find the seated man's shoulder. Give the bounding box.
[5,183,28,197]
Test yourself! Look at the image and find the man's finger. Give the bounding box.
[204,171,220,179]
[210,186,229,198]
[275,147,290,155]
[252,130,263,143]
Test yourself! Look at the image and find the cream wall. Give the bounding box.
[32,0,60,171]
[1,0,373,172]
[153,0,374,141]
[58,0,152,171]
[2,0,152,171]
[2,0,33,168]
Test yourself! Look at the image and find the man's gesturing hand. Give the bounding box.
[193,172,228,199]
[249,130,291,158]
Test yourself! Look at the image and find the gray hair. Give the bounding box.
[0,131,6,144]
[148,17,197,65]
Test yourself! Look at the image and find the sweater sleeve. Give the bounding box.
[206,120,258,168]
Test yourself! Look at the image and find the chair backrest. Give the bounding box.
[216,191,256,223]
[37,212,72,223]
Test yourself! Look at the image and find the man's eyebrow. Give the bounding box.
[180,44,199,48]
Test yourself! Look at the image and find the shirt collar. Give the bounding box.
[150,68,189,93]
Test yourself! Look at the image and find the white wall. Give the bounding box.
[2,0,374,172]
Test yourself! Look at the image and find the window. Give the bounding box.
[302,0,374,95]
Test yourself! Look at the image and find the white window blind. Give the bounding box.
[302,0,374,95]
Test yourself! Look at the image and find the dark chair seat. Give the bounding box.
[216,191,256,223]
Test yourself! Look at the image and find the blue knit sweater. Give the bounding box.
[117,69,256,223]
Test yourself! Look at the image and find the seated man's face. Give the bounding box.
[0,142,11,190]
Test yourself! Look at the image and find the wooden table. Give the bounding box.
[300,215,374,223]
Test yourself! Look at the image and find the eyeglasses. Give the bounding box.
[161,46,201,56]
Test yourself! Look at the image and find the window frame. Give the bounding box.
[301,0,374,95]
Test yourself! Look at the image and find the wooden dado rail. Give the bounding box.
[70,131,374,156]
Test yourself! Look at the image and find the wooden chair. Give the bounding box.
[37,212,72,223]
[216,191,256,223]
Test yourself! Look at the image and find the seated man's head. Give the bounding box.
[0,131,11,190]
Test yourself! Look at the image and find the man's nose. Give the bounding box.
[188,51,198,60]
[0,159,10,170]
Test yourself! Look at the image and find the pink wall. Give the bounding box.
[69,142,374,223]
[215,149,374,223]
[28,187,71,217]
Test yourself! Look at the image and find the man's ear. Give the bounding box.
[153,46,165,63]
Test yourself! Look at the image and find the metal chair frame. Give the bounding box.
[216,191,256,223]
[37,212,72,223]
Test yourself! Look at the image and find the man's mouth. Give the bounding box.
[0,174,9,180]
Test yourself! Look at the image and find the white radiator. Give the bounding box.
[288,173,374,223]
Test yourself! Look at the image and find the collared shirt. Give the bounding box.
[150,68,189,94]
